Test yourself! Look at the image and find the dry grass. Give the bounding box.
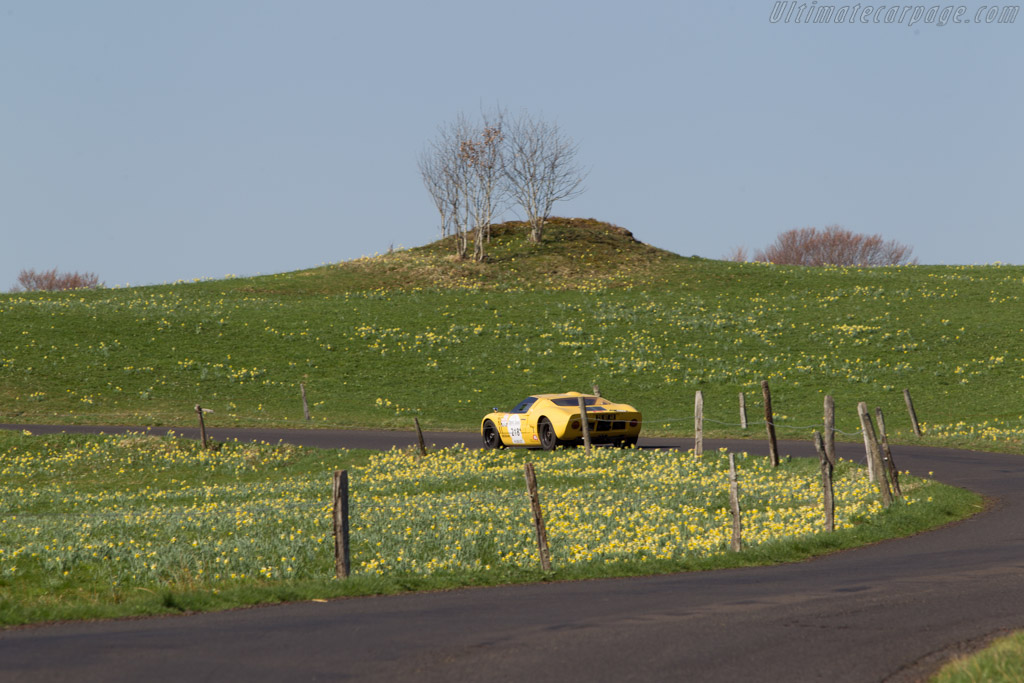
[238,218,683,294]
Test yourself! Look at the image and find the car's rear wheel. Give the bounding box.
[618,436,638,449]
[538,417,559,451]
[482,420,504,449]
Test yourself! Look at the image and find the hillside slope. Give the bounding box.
[1,218,1022,452]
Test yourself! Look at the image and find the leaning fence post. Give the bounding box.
[694,390,704,456]
[577,396,592,456]
[823,395,836,467]
[523,462,552,571]
[194,404,209,450]
[875,407,902,498]
[857,402,892,507]
[413,417,428,462]
[813,431,835,532]
[727,452,742,552]
[761,380,779,467]
[857,402,879,482]
[332,469,350,579]
[903,388,922,437]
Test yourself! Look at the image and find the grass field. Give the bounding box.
[1,219,1022,453]
[0,428,977,625]
[0,218,1017,626]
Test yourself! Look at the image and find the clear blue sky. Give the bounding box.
[2,1,1021,288]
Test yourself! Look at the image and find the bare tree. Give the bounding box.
[460,109,505,261]
[754,226,917,266]
[419,111,506,261]
[503,110,586,243]
[417,145,456,240]
[13,268,102,292]
[419,115,474,259]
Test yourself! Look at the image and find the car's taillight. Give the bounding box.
[571,420,580,430]
[629,419,638,428]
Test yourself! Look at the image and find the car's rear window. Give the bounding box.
[550,397,607,407]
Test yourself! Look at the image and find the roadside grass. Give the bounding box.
[932,632,1024,682]
[0,429,980,626]
[0,218,1022,455]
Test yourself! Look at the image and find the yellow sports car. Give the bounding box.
[481,392,642,450]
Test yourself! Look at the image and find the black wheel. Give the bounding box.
[482,420,504,449]
[538,417,559,451]
[618,437,638,449]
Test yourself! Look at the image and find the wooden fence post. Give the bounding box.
[413,417,428,462]
[823,395,836,466]
[761,380,779,467]
[903,388,922,437]
[523,462,552,571]
[592,383,601,398]
[813,431,835,532]
[332,469,350,579]
[300,382,311,421]
[739,392,748,429]
[875,407,902,498]
[578,396,592,456]
[194,404,208,450]
[857,402,892,507]
[694,390,704,456]
[857,402,879,482]
[728,452,742,552]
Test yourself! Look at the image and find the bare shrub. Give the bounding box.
[753,226,917,267]
[724,245,749,262]
[14,268,103,292]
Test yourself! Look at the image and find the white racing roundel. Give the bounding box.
[506,414,525,444]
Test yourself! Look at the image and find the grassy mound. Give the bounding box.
[234,218,684,294]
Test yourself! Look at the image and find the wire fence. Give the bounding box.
[644,414,865,436]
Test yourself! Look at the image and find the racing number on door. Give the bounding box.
[507,415,525,444]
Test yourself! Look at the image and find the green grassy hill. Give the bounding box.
[1,218,1022,451]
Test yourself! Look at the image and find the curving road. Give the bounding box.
[1,426,1023,682]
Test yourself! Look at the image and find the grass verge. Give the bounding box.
[931,632,1024,682]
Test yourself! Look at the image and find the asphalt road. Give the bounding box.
[2,425,1023,682]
